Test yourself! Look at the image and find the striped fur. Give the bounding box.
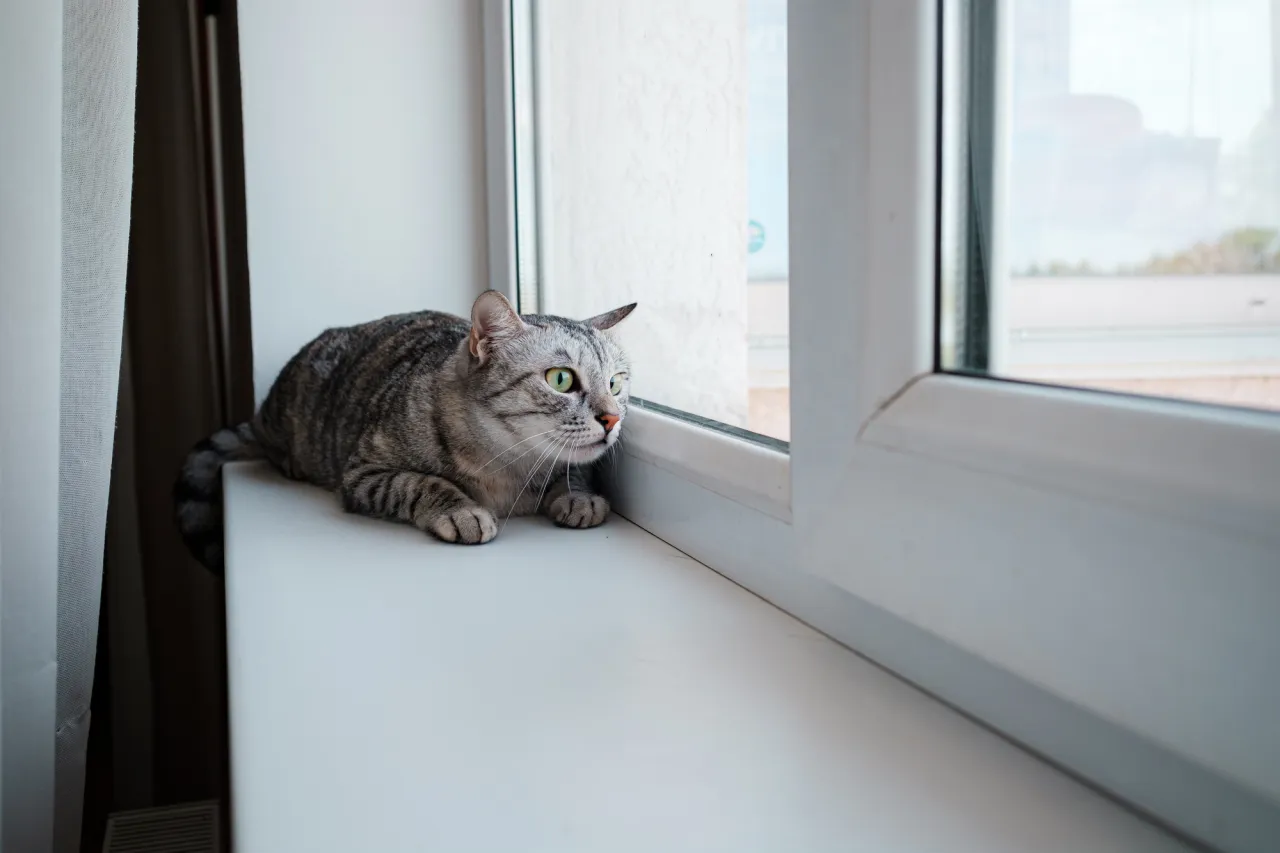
[173,422,266,572]
[175,291,635,573]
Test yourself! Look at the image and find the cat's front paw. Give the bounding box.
[548,493,610,529]
[428,505,498,544]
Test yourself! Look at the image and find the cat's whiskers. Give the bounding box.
[534,438,570,517]
[606,433,625,483]
[472,428,557,474]
[480,435,558,479]
[502,435,568,532]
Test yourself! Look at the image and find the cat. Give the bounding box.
[175,290,636,573]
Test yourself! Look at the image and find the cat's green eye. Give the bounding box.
[609,373,626,396]
[545,368,575,393]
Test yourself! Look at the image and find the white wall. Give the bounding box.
[0,1,62,849]
[238,0,490,402]
[534,0,751,427]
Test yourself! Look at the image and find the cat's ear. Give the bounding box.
[469,290,526,364]
[583,303,637,332]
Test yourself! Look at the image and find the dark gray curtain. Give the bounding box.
[85,0,253,847]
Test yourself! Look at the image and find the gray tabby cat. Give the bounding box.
[175,290,635,573]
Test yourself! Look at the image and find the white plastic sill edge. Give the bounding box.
[223,461,1187,853]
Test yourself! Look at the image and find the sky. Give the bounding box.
[1069,0,1274,150]
[746,0,1280,273]
[1005,0,1280,268]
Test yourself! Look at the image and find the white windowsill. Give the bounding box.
[223,462,1188,853]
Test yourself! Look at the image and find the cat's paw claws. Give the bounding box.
[430,506,498,544]
[549,494,610,529]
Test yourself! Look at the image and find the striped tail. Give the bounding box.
[173,422,264,574]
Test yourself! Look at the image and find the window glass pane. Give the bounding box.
[942,0,1280,413]
[511,0,790,443]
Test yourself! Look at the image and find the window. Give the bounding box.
[494,3,1280,851]
[942,0,1280,413]
[510,0,791,443]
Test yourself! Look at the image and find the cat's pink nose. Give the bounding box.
[596,413,620,433]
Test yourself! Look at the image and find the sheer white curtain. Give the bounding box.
[58,1,139,850]
[0,0,138,850]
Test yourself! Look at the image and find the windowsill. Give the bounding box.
[223,462,1186,853]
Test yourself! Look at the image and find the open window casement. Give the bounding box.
[492,1,1280,850]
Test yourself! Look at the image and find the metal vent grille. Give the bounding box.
[103,800,221,853]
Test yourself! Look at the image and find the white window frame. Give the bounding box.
[485,2,1280,851]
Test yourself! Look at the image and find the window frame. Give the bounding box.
[486,0,793,518]
[487,2,1280,850]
